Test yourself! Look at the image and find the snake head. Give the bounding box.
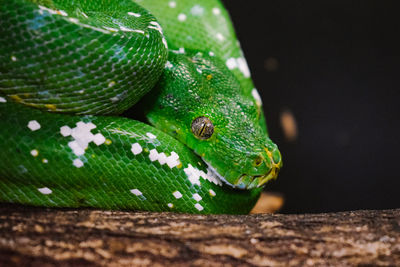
[145,50,282,189]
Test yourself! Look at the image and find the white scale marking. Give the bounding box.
[237,57,251,78]
[252,88,263,106]
[131,143,143,155]
[130,189,142,196]
[195,203,204,211]
[184,164,201,185]
[209,189,216,197]
[27,120,40,131]
[57,10,68,16]
[225,57,251,78]
[80,11,88,18]
[93,134,106,145]
[133,29,145,34]
[148,21,168,49]
[190,5,204,16]
[169,1,176,8]
[173,191,182,199]
[192,193,202,202]
[149,149,180,169]
[38,5,67,16]
[68,18,79,24]
[166,152,180,168]
[165,61,173,69]
[146,132,157,139]
[127,12,141,17]
[38,187,52,195]
[212,7,221,15]
[183,164,222,186]
[216,33,224,41]
[120,26,135,32]
[226,58,237,69]
[178,13,187,21]
[60,121,105,157]
[0,97,6,103]
[171,48,185,54]
[64,124,87,145]
[110,97,119,103]
[73,158,84,168]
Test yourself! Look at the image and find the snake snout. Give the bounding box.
[260,145,282,185]
[233,145,282,189]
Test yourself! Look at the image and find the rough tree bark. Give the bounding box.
[0,204,399,266]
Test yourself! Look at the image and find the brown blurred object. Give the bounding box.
[280,109,298,141]
[264,57,279,72]
[250,192,284,214]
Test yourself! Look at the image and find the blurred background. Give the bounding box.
[222,1,400,213]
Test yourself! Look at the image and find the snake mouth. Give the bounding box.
[234,167,279,189]
[204,161,280,190]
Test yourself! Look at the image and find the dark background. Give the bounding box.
[222,1,400,213]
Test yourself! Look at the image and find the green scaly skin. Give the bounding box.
[0,0,282,214]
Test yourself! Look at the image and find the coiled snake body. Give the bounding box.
[0,0,282,214]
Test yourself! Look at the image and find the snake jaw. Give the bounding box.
[255,168,279,188]
[234,168,278,190]
[204,160,280,190]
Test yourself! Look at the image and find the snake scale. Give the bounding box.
[0,0,282,214]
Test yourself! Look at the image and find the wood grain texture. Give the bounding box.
[0,205,399,266]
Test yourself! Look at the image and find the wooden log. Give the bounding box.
[0,205,399,266]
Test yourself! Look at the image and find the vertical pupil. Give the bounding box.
[192,117,214,139]
[199,123,207,136]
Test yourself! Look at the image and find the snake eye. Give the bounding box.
[191,116,214,139]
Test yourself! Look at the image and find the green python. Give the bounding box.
[0,0,282,214]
